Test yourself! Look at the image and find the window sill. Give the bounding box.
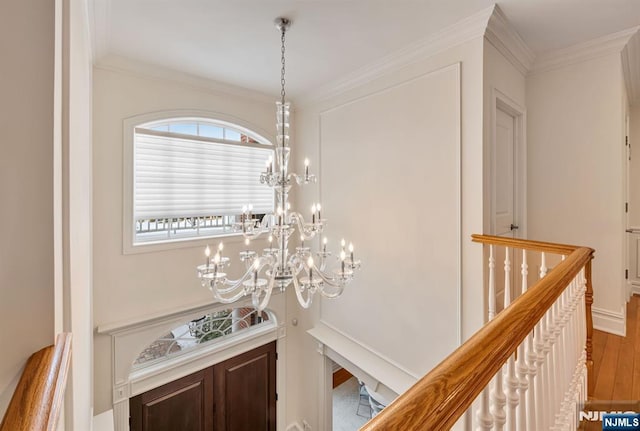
[123,231,265,255]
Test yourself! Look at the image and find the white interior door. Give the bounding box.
[493,107,519,312]
[625,113,640,296]
[494,108,517,238]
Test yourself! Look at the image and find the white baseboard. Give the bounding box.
[286,423,303,431]
[631,283,640,297]
[592,306,626,336]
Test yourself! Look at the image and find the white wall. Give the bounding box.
[92,66,277,414]
[0,0,56,417]
[288,36,486,429]
[527,52,627,334]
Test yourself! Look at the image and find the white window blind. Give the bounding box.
[134,131,274,221]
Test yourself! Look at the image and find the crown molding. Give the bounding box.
[531,26,640,75]
[95,54,277,104]
[296,5,493,107]
[622,31,640,106]
[484,5,535,75]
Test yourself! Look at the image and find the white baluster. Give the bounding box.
[476,245,496,431]
[477,388,495,431]
[541,256,554,428]
[540,252,548,278]
[517,249,531,431]
[492,366,507,429]
[534,319,547,429]
[491,247,507,430]
[489,245,496,320]
[503,250,519,431]
[546,305,557,426]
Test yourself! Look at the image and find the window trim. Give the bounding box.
[123,109,276,254]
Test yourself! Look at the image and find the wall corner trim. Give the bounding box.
[622,30,640,105]
[484,5,535,75]
[531,26,640,75]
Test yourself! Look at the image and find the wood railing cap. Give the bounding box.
[0,333,72,431]
[471,233,595,255]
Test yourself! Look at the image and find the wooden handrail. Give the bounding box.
[361,245,593,431]
[471,233,586,255]
[0,333,72,431]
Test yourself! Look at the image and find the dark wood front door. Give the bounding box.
[130,341,276,431]
[130,367,213,431]
[213,341,276,431]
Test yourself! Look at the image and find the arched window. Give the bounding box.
[128,116,274,247]
[133,307,273,369]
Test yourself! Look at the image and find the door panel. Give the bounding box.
[214,341,277,431]
[130,368,213,431]
[493,108,518,309]
[494,108,516,237]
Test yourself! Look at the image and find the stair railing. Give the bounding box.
[360,235,594,431]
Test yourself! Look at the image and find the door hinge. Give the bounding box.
[626,202,629,213]
[275,352,278,361]
[276,393,278,401]
[626,269,629,279]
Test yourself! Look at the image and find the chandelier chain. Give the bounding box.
[280,26,286,105]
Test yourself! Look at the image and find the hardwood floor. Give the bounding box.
[592,294,640,400]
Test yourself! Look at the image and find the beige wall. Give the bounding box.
[289,37,486,429]
[92,66,276,413]
[0,0,56,417]
[527,52,626,331]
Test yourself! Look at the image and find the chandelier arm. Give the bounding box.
[288,212,317,240]
[240,227,266,241]
[289,172,317,185]
[292,275,313,309]
[310,266,350,289]
[215,267,256,294]
[319,283,345,299]
[210,282,247,303]
[252,272,276,311]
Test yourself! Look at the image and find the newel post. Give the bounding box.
[585,255,594,398]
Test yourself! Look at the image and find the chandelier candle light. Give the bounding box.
[197,17,361,311]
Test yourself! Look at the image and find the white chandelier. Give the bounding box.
[197,17,361,311]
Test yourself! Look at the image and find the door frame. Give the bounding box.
[489,88,527,239]
[625,113,631,301]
